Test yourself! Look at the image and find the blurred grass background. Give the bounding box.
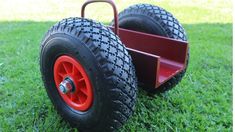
[0,0,232,131]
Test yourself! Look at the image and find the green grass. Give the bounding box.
[0,0,232,131]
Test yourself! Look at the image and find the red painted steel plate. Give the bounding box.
[109,27,188,89]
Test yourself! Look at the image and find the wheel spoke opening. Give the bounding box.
[77,91,87,104]
[62,62,73,74]
[77,80,87,96]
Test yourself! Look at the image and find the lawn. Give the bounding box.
[0,0,232,131]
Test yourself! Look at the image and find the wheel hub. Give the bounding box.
[59,77,75,94]
[53,55,93,111]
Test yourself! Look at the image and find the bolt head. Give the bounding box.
[59,77,75,94]
[59,84,67,94]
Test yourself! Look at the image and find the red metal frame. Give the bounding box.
[111,27,188,88]
[81,0,189,89]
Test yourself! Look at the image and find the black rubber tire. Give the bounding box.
[40,17,137,131]
[114,4,189,94]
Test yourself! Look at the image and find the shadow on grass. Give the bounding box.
[0,21,232,131]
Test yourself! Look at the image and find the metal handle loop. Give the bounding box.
[81,0,119,35]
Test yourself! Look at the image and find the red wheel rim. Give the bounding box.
[54,55,93,111]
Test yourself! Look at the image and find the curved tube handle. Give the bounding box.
[81,0,119,35]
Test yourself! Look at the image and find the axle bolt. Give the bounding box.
[59,77,75,94]
[59,85,68,94]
